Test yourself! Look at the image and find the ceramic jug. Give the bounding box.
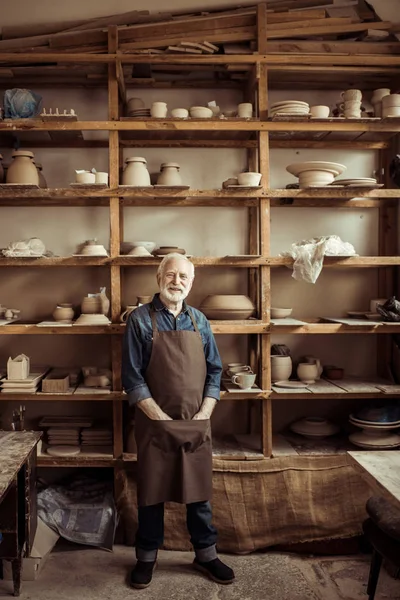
[157,162,182,186]
[122,157,151,186]
[271,355,292,382]
[7,150,39,185]
[304,356,323,379]
[120,305,137,322]
[81,296,102,314]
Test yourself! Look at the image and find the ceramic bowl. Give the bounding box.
[200,309,255,320]
[349,430,400,448]
[270,307,292,318]
[237,172,262,186]
[189,106,213,119]
[127,97,145,110]
[127,246,152,256]
[75,313,111,325]
[131,241,156,253]
[76,171,95,184]
[80,244,108,256]
[153,246,186,256]
[286,161,347,177]
[354,404,400,423]
[200,295,255,319]
[171,108,189,118]
[222,177,238,188]
[290,417,339,439]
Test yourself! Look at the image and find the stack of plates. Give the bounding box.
[348,409,400,448]
[329,177,382,188]
[47,427,80,446]
[1,371,47,393]
[269,100,309,117]
[127,109,151,118]
[81,427,113,447]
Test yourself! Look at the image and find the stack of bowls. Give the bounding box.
[269,100,309,117]
[199,295,255,320]
[126,97,150,118]
[348,405,400,449]
[286,161,346,188]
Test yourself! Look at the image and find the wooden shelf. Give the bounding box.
[37,454,115,467]
[0,257,110,267]
[270,256,400,268]
[271,320,400,334]
[0,392,120,401]
[0,324,123,334]
[271,378,400,398]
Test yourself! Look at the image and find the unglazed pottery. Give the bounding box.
[270,308,292,319]
[157,162,182,186]
[75,171,95,184]
[53,304,74,321]
[271,355,292,382]
[153,246,185,256]
[131,241,156,252]
[199,295,255,320]
[232,372,256,389]
[237,103,253,118]
[7,150,39,185]
[95,172,108,184]
[297,362,319,384]
[79,241,108,256]
[81,296,102,314]
[122,157,151,186]
[137,295,153,304]
[237,172,262,186]
[151,102,168,118]
[120,305,138,322]
[171,108,189,118]
[341,89,362,102]
[189,106,213,118]
[290,417,339,439]
[127,97,145,111]
[74,313,110,325]
[310,105,330,118]
[127,246,152,256]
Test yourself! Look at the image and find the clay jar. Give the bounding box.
[157,162,182,186]
[297,362,319,384]
[81,296,102,314]
[7,150,39,185]
[271,355,292,382]
[53,304,74,321]
[122,157,151,186]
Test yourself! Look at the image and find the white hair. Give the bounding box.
[157,253,195,279]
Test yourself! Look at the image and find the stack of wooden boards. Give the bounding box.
[0,1,396,55]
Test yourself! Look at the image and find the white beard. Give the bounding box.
[160,284,188,303]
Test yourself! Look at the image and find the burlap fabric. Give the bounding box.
[116,455,371,553]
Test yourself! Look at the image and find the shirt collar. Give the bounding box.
[152,293,189,314]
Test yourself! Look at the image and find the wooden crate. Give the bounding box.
[41,370,70,393]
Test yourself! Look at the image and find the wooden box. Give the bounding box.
[41,370,70,393]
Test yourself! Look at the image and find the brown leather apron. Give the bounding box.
[135,307,213,507]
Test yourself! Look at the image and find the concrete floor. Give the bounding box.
[2,545,400,600]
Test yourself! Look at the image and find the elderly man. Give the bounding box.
[122,253,234,589]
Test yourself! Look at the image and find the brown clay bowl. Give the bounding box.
[153,247,186,256]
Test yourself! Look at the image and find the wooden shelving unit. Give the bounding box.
[0,5,399,464]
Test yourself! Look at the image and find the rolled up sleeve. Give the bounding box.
[202,319,222,401]
[122,316,152,406]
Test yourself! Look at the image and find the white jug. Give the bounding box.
[122,157,151,186]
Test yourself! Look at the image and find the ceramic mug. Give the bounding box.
[232,372,256,389]
[310,105,330,118]
[237,103,253,118]
[341,89,362,102]
[151,102,168,118]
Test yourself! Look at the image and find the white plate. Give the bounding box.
[287,161,347,177]
[273,380,308,389]
[271,100,309,107]
[226,185,263,189]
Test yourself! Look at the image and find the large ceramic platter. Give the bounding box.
[271,100,309,107]
[46,445,81,457]
[273,380,308,389]
[349,415,400,427]
[286,161,347,177]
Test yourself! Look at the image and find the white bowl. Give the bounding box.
[271,307,292,318]
[171,108,189,118]
[131,241,156,252]
[80,244,108,256]
[286,161,347,177]
[190,106,213,119]
[127,246,152,256]
[237,172,262,186]
[76,172,95,184]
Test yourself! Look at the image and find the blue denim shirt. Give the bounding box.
[122,293,222,406]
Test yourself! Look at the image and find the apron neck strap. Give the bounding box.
[150,306,201,334]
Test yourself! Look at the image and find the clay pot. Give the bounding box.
[157,163,182,186]
[151,102,168,118]
[53,304,74,321]
[271,355,292,382]
[81,296,102,314]
[297,362,319,384]
[122,157,151,186]
[7,150,39,185]
[137,295,153,305]
[199,295,255,320]
[35,162,47,188]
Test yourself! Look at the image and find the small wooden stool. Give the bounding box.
[362,496,400,600]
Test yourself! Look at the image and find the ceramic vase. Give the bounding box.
[53,304,74,321]
[297,362,319,384]
[271,355,292,382]
[157,163,182,186]
[122,157,151,186]
[7,150,39,185]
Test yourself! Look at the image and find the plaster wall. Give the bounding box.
[0,80,384,437]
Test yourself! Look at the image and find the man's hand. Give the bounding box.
[192,397,217,420]
[137,397,172,420]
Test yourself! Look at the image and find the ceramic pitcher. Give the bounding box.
[122,157,151,186]
[7,150,39,185]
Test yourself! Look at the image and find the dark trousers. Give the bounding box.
[136,500,217,552]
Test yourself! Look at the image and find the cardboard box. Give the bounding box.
[3,518,59,581]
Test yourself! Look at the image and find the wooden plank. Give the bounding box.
[326,379,382,394]
[49,29,107,49]
[307,379,345,393]
[347,451,400,506]
[268,17,355,32]
[263,40,400,54]
[119,27,256,50]
[267,21,393,40]
[268,9,326,23]
[64,10,153,32]
[2,20,89,39]
[266,0,334,8]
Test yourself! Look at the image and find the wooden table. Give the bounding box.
[347,451,400,507]
[0,431,41,596]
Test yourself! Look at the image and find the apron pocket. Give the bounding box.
[151,419,211,454]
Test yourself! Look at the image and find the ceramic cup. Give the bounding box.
[341,89,362,102]
[151,102,168,118]
[231,372,256,389]
[237,103,253,118]
[310,105,330,118]
[297,362,319,384]
[370,298,386,313]
[95,172,108,184]
[371,88,391,103]
[76,171,95,184]
[237,172,262,186]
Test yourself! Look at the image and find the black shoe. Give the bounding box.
[129,560,156,589]
[193,557,235,584]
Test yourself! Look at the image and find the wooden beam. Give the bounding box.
[263,41,400,55]
[267,21,393,40]
[119,28,256,50]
